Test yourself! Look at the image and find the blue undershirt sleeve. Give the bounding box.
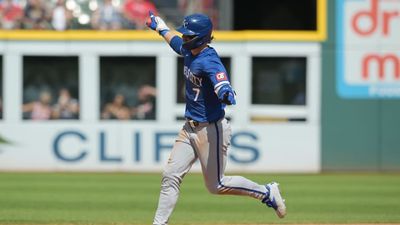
[169,36,183,55]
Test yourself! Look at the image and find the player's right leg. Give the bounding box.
[193,118,287,218]
[153,128,197,225]
[263,182,287,218]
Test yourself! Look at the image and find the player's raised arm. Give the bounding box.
[146,11,183,55]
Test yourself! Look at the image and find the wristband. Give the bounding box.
[159,30,169,37]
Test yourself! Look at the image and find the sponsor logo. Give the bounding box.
[337,0,400,98]
[52,130,260,164]
[216,72,227,81]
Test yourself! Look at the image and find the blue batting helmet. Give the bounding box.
[176,14,213,50]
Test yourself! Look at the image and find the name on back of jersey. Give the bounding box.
[184,66,203,87]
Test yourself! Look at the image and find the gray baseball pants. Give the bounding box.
[153,118,268,225]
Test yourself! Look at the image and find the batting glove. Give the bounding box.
[221,91,236,105]
[146,11,170,36]
[217,85,236,105]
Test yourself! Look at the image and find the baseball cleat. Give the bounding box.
[262,182,287,218]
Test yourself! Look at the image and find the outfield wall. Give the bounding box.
[0,41,321,172]
[2,0,398,172]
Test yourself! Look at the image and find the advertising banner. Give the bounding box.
[0,123,319,173]
[337,0,400,98]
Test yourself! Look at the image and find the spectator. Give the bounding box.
[22,90,53,120]
[91,0,122,30]
[23,0,50,29]
[52,88,79,119]
[51,0,72,31]
[122,0,158,30]
[133,85,156,120]
[178,0,204,15]
[0,0,23,29]
[178,0,217,28]
[101,93,131,120]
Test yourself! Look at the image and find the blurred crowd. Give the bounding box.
[23,88,79,120]
[101,85,156,120]
[21,85,156,120]
[0,0,218,30]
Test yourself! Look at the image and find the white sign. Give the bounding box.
[337,0,400,98]
[0,123,319,173]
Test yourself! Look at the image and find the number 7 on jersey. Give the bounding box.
[193,88,200,101]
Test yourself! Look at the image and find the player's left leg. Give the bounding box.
[153,125,198,225]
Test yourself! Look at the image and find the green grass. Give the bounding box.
[0,173,399,224]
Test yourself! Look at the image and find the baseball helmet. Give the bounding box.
[176,14,213,50]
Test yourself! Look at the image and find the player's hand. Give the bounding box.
[221,90,236,105]
[146,11,170,36]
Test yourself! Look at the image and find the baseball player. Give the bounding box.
[146,12,287,225]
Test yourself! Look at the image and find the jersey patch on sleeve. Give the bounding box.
[216,72,228,81]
